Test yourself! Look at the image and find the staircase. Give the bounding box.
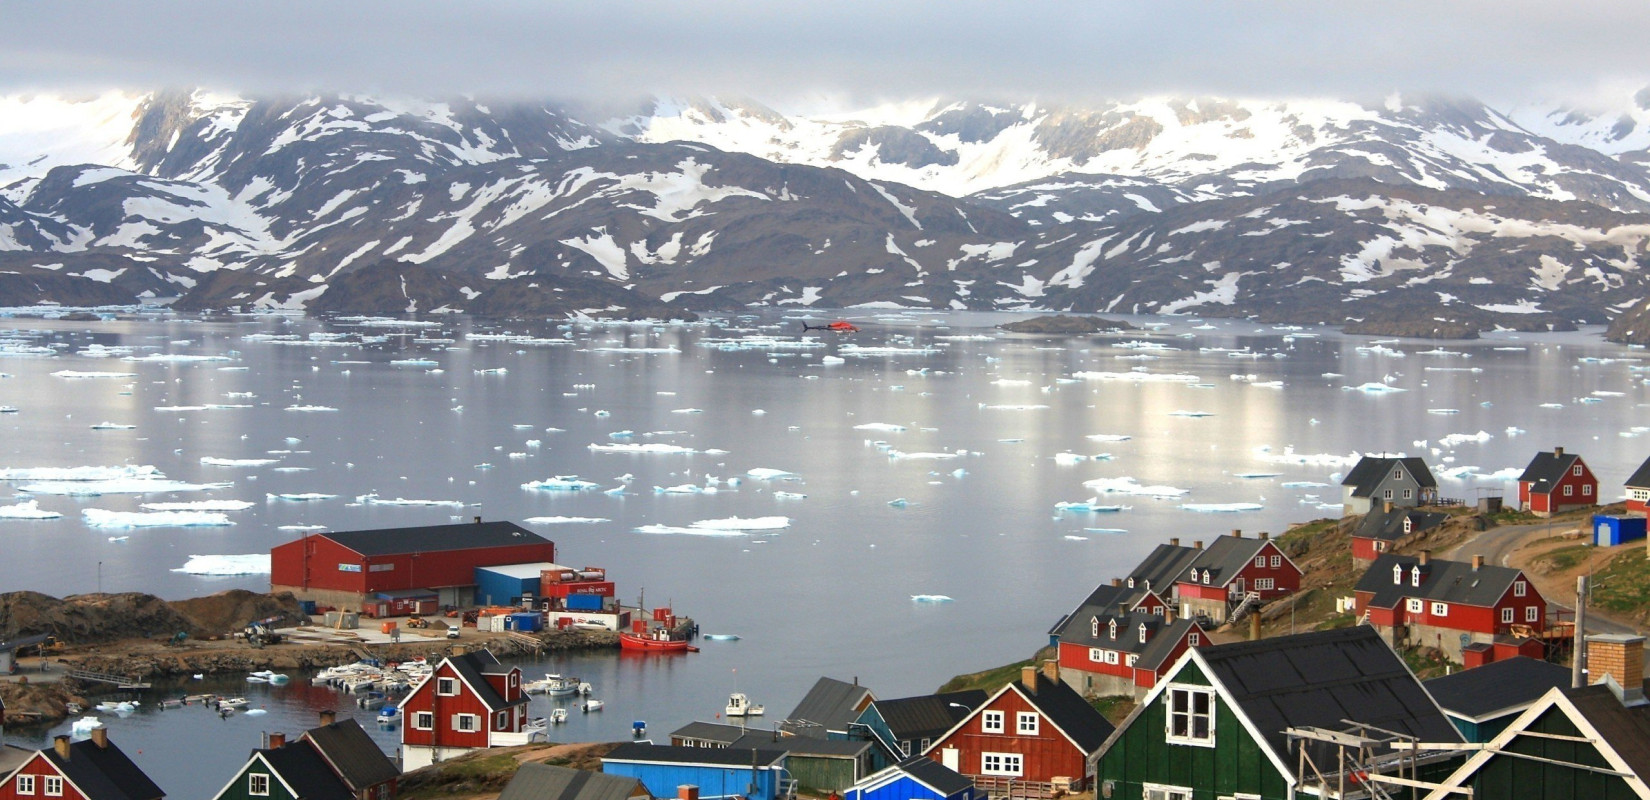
[1228,591,1263,625]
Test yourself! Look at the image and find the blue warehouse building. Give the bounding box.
[602,743,789,800]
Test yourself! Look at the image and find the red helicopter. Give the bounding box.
[801,320,860,333]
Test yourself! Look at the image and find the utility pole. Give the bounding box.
[97,561,102,594]
[1572,575,1589,689]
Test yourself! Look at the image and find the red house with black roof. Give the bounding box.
[1354,551,1547,662]
[270,520,557,610]
[1052,606,1206,699]
[1517,447,1599,517]
[923,663,1114,795]
[1350,502,1449,567]
[0,730,164,800]
[1174,531,1301,626]
[398,649,539,770]
[1625,455,1650,516]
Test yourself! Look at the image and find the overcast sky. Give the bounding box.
[3,1,1648,110]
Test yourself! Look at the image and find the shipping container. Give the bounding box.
[1594,514,1647,546]
[510,612,544,632]
[566,594,605,611]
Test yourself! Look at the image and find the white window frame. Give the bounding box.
[1432,602,1448,617]
[436,677,459,696]
[1109,618,1118,639]
[249,773,270,797]
[1104,650,1119,665]
[1574,465,1584,476]
[1384,489,1394,500]
[1393,469,1403,480]
[1165,686,1216,747]
[1393,564,1403,584]
[1017,712,1040,736]
[1254,578,1274,591]
[980,752,1023,776]
[981,710,1004,734]
[43,777,62,798]
[496,710,509,729]
[1270,555,1281,568]
[1144,784,1192,800]
[1514,581,1527,597]
[920,738,931,752]
[1254,556,1265,568]
[901,741,912,757]
[1139,624,1148,644]
[454,713,481,733]
[1127,654,1139,667]
[1564,485,1574,497]
[1404,488,1413,500]
[1501,607,1514,624]
[1407,598,1424,614]
[1189,633,1201,647]
[413,711,434,730]
[16,775,34,796]
[1090,616,1100,638]
[1412,567,1422,588]
[1089,647,1105,663]
[1527,606,1540,622]
[1584,484,1593,496]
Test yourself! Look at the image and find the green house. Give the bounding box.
[1426,684,1650,800]
[1092,627,1462,800]
[211,716,399,800]
[1423,656,1573,743]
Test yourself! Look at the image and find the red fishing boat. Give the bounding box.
[619,628,698,652]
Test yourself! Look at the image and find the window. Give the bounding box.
[1189,633,1201,646]
[1584,485,1593,496]
[43,777,62,798]
[497,711,509,728]
[1432,602,1448,617]
[1270,555,1281,568]
[1090,616,1100,638]
[920,738,930,752]
[1403,488,1413,500]
[1090,647,1105,663]
[454,713,481,732]
[1104,650,1119,665]
[1377,541,1388,552]
[982,711,1004,734]
[1384,489,1394,500]
[1138,624,1148,644]
[1393,469,1403,480]
[1393,564,1403,585]
[1527,606,1540,622]
[1403,518,1412,535]
[1144,784,1192,800]
[1514,581,1527,597]
[1407,598,1423,613]
[1254,578,1274,591]
[1501,607,1514,623]
[1127,654,1139,667]
[249,773,270,797]
[1109,619,1118,639]
[1412,567,1422,588]
[1127,577,1136,588]
[1017,712,1040,735]
[437,677,458,696]
[980,753,1023,776]
[1564,485,1574,497]
[16,775,34,795]
[1202,570,1211,584]
[1166,687,1215,746]
[1254,556,1265,568]
[413,711,434,730]
[1574,465,1584,476]
[901,741,912,757]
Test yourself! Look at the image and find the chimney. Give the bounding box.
[90,727,107,749]
[1554,446,1564,458]
[1164,606,1176,624]
[1384,500,1394,513]
[1586,634,1646,705]
[1472,555,1484,572]
[53,735,71,760]
[269,732,286,749]
[1249,613,1262,642]
[1232,529,1243,538]
[1418,550,1430,566]
[1111,578,1122,587]
[1042,659,1060,683]
[319,709,337,727]
[452,645,468,656]
[1170,538,1180,547]
[679,786,701,800]
[1194,540,1204,550]
[1259,532,1270,541]
[1021,665,1038,691]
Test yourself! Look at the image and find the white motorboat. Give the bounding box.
[582,699,604,713]
[726,692,764,717]
[217,697,249,709]
[550,708,568,724]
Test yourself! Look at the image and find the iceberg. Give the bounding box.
[521,476,599,491]
[354,493,466,508]
[52,371,137,379]
[588,443,698,455]
[1169,410,1214,417]
[284,405,339,412]
[887,450,961,460]
[910,595,953,603]
[1344,383,1406,394]
[140,501,255,511]
[852,423,908,432]
[1180,503,1264,513]
[980,404,1049,411]
[634,524,745,536]
[690,516,791,531]
[1086,434,1133,442]
[773,491,807,500]
[21,479,232,496]
[84,509,234,527]
[1439,431,1493,448]
[123,354,233,363]
[0,465,162,481]
[1072,371,1200,383]
[172,554,271,575]
[266,492,337,501]
[746,468,798,481]
[90,422,136,430]
[1054,498,1128,513]
[1082,477,1189,497]
[0,500,61,519]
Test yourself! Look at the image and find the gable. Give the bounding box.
[1431,689,1650,799]
[210,752,300,800]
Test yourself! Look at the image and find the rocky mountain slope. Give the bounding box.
[1,89,1649,334]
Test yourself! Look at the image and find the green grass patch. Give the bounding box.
[398,752,521,800]
[1090,695,1137,725]
[1315,612,1356,631]
[938,647,1055,693]
[1591,550,1650,616]
[1532,544,1594,574]
[1277,518,1340,558]
[1399,646,1457,680]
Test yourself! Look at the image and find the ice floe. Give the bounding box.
[21,478,232,496]
[524,516,611,524]
[84,509,234,527]
[1054,498,1128,512]
[90,422,136,430]
[1438,431,1493,448]
[1072,371,1200,383]
[1180,502,1264,512]
[522,476,600,491]
[588,443,699,455]
[266,493,336,501]
[200,457,280,468]
[140,501,255,511]
[172,554,271,575]
[746,468,798,481]
[52,371,136,379]
[1345,383,1406,393]
[0,500,61,519]
[910,595,953,603]
[354,493,465,508]
[1082,477,1189,497]
[852,423,908,432]
[284,405,339,412]
[0,465,162,481]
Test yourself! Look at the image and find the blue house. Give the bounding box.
[602,743,788,800]
[845,758,980,800]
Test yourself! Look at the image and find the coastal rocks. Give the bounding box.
[0,589,306,644]
[1607,296,1650,345]
[168,590,308,639]
[0,681,88,723]
[998,314,1134,334]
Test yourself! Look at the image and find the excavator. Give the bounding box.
[800,320,859,333]
[243,616,285,648]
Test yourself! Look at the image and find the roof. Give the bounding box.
[1133,619,1203,673]
[1342,457,1437,497]
[41,737,165,800]
[603,742,786,767]
[1181,535,1270,588]
[1629,455,1650,489]
[1560,685,1650,783]
[1518,450,1585,493]
[729,734,872,757]
[1353,506,1449,543]
[1424,657,1573,721]
[1127,544,1203,595]
[476,562,564,580]
[0,633,51,653]
[1056,609,1190,661]
[1013,673,1115,754]
[433,650,526,711]
[670,721,748,745]
[321,520,549,557]
[255,746,352,800]
[870,691,988,741]
[301,718,399,791]
[0,745,32,779]
[374,588,438,600]
[784,677,875,737]
[499,763,644,800]
[1355,553,1527,610]
[1192,626,1461,762]
[888,757,975,796]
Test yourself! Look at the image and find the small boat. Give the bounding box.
[376,707,400,726]
[577,682,594,696]
[159,698,186,709]
[550,708,568,724]
[358,691,387,710]
[633,720,647,737]
[726,692,764,717]
[526,674,582,696]
[217,697,249,710]
[248,670,291,685]
[582,699,604,713]
[619,628,694,652]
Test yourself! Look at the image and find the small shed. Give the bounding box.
[731,734,875,793]
[846,758,981,800]
[475,562,559,606]
[372,588,438,617]
[1593,514,1647,547]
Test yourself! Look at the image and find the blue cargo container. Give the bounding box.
[474,562,558,606]
[566,593,605,611]
[510,612,544,632]
[1594,514,1647,546]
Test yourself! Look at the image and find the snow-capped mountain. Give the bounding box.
[3,87,1650,335]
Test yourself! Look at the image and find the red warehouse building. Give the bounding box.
[1354,551,1547,663]
[1517,447,1599,517]
[270,520,557,610]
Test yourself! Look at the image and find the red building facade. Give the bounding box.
[1354,553,1547,661]
[0,732,163,800]
[399,650,534,770]
[1517,449,1599,517]
[926,666,1112,793]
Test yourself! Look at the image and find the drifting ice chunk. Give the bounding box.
[52,371,137,379]
[1082,477,1189,497]
[0,500,61,519]
[1169,410,1214,417]
[1233,472,1281,479]
[911,595,953,603]
[277,525,327,532]
[284,405,339,412]
[90,422,136,430]
[821,356,845,365]
[355,493,465,508]
[1054,453,1111,465]
[980,404,1049,411]
[172,554,271,575]
[141,501,255,511]
[588,443,699,454]
[524,516,610,524]
[200,457,280,468]
[1281,481,1330,488]
[887,450,961,460]
[1087,434,1133,442]
[1438,431,1493,448]
[1054,498,1128,512]
[691,516,790,531]
[774,491,807,499]
[1179,503,1264,512]
[1073,371,1200,383]
[84,509,233,527]
[123,354,233,363]
[0,465,162,481]
[266,493,336,501]
[852,423,907,432]
[746,468,798,480]
[522,476,599,491]
[21,479,231,496]
[1345,383,1405,394]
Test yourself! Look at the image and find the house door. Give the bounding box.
[1232,578,1244,598]
[941,748,959,771]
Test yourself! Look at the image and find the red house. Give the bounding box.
[924,663,1114,795]
[0,731,164,800]
[1517,447,1598,517]
[1626,456,1650,515]
[1350,503,1448,567]
[1053,607,1206,699]
[398,648,541,770]
[271,520,557,609]
[1174,532,1301,626]
[1353,551,1547,662]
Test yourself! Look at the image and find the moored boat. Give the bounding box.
[726,692,764,717]
[618,628,695,652]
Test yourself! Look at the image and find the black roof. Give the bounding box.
[1127,544,1202,595]
[42,737,165,800]
[1518,451,1584,493]
[1629,456,1650,489]
[500,763,644,800]
[0,633,51,653]
[1355,553,1527,610]
[669,721,748,745]
[323,520,549,557]
[1182,535,1271,588]
[1011,673,1115,754]
[1194,626,1461,761]
[256,746,352,800]
[603,743,786,767]
[1354,506,1449,543]
[1562,685,1650,782]
[1342,457,1437,497]
[302,718,399,792]
[888,757,975,796]
[871,691,988,742]
[1056,608,1190,661]
[1424,657,1572,721]
[784,677,875,737]
[729,734,872,757]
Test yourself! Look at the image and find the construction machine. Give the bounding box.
[243,616,285,648]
